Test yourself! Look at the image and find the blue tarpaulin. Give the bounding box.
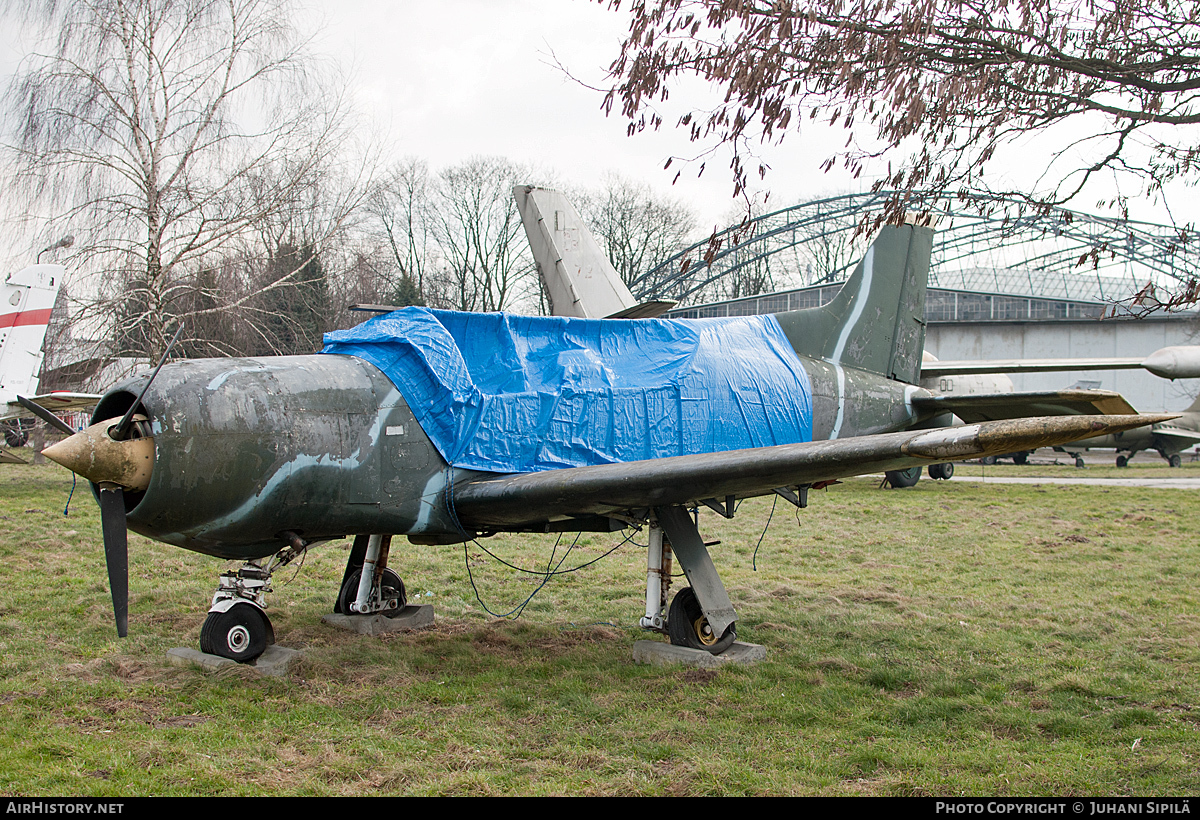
[322,308,812,474]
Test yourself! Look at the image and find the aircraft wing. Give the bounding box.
[921,346,1200,381]
[921,357,1144,378]
[911,389,1136,423]
[1152,426,1200,444]
[452,413,1170,530]
[2,392,101,422]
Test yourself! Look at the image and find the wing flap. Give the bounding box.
[453,414,1173,529]
[913,389,1136,422]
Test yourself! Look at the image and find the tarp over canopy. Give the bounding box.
[322,308,813,474]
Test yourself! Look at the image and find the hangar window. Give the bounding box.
[958,294,992,320]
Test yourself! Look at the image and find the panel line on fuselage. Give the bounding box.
[828,245,874,440]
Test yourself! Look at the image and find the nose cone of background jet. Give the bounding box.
[42,416,154,491]
[1142,346,1200,380]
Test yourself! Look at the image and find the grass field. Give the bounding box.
[1,458,1199,795]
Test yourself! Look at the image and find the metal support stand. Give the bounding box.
[654,505,737,637]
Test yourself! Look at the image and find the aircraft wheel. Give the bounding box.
[1074,457,1086,469]
[1169,454,1182,468]
[928,462,953,481]
[200,603,270,663]
[884,467,921,488]
[336,568,406,615]
[3,428,28,448]
[1013,452,1028,465]
[1116,455,1128,468]
[667,587,736,655]
[980,456,997,466]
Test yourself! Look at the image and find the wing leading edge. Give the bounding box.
[452,413,1172,530]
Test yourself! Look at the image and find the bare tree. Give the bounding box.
[574,173,698,293]
[602,0,1200,220]
[368,157,437,306]
[433,156,536,313]
[4,0,366,358]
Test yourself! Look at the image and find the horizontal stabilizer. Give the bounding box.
[912,389,1136,422]
[453,413,1173,529]
[606,300,676,319]
[2,392,101,422]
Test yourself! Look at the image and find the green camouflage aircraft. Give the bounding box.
[30,223,1165,662]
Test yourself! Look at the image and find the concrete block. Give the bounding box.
[632,639,767,667]
[321,604,435,635]
[166,643,302,677]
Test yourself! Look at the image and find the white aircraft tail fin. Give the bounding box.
[1,264,63,407]
[515,185,674,319]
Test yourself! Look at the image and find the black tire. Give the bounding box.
[336,567,406,615]
[667,587,736,655]
[1075,457,1086,469]
[981,456,997,466]
[928,462,954,480]
[1116,455,1128,468]
[1013,452,1028,465]
[4,428,28,448]
[884,466,921,488]
[199,603,270,663]
[1169,454,1182,468]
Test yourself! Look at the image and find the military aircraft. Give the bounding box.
[30,221,1166,664]
[1,263,101,462]
[1044,392,1200,467]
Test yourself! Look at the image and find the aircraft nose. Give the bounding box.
[42,416,155,492]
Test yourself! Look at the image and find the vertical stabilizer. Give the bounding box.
[515,185,636,319]
[0,264,63,405]
[774,224,932,385]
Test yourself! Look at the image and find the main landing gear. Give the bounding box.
[334,534,407,617]
[199,532,307,662]
[638,494,804,656]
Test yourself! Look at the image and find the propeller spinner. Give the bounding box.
[20,322,181,638]
[40,415,154,639]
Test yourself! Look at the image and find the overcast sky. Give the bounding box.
[0,0,1191,256]
[299,0,847,230]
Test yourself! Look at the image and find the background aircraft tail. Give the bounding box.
[774,223,933,385]
[515,185,674,319]
[1,264,63,406]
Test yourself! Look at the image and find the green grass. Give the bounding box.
[1,460,1199,795]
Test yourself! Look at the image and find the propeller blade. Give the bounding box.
[112,323,184,442]
[97,484,129,638]
[15,395,75,436]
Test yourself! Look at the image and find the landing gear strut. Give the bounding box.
[641,506,739,655]
[335,534,407,617]
[200,532,306,662]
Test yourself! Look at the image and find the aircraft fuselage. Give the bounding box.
[95,350,932,561]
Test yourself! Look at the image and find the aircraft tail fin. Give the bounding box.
[1,264,63,407]
[774,223,933,385]
[514,185,674,319]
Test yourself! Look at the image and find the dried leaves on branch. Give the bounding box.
[602,0,1200,217]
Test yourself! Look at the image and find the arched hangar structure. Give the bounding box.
[638,192,1200,415]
